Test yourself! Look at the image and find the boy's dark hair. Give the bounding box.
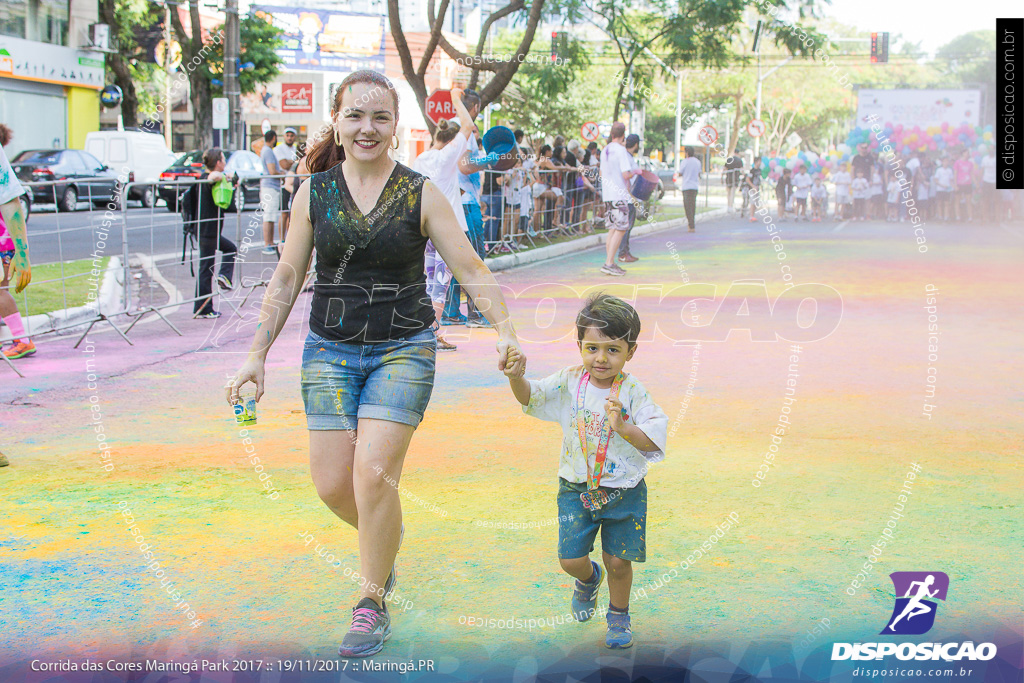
[264,130,276,143]
[513,129,524,143]
[576,293,641,350]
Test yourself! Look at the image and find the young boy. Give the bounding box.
[809,177,828,222]
[851,170,870,221]
[506,294,667,649]
[832,163,852,220]
[791,168,812,221]
[886,174,901,222]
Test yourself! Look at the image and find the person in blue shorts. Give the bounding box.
[505,293,667,648]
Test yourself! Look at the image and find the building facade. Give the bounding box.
[0,0,105,158]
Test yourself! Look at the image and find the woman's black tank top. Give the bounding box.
[308,161,434,343]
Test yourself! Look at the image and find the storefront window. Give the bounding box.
[0,0,28,40]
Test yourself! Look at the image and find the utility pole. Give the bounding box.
[224,0,241,150]
[163,2,172,149]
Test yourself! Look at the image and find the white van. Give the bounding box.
[84,131,177,207]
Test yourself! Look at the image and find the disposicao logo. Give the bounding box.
[832,571,997,662]
[881,571,948,635]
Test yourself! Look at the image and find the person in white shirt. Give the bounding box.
[275,127,299,240]
[809,177,828,222]
[791,169,812,221]
[599,122,642,276]
[505,293,668,649]
[832,163,852,220]
[886,175,901,222]
[932,157,954,221]
[850,170,870,221]
[677,146,702,232]
[411,88,476,351]
[869,167,884,220]
[979,146,998,222]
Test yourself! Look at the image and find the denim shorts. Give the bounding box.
[300,327,436,430]
[557,478,647,562]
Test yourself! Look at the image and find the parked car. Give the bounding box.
[11,149,122,212]
[84,131,177,208]
[637,157,667,201]
[158,149,264,213]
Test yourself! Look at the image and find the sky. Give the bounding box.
[823,0,1014,54]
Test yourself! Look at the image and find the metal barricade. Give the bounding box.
[3,176,133,364]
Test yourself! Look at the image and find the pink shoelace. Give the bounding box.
[349,607,378,634]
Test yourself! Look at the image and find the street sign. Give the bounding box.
[581,121,600,141]
[261,119,272,135]
[870,32,889,64]
[786,131,802,149]
[426,90,454,125]
[213,98,229,130]
[698,125,718,146]
[747,118,766,138]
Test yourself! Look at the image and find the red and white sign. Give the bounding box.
[747,118,766,138]
[581,121,600,141]
[281,83,313,113]
[426,90,454,125]
[698,125,718,146]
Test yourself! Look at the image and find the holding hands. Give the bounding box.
[498,340,526,378]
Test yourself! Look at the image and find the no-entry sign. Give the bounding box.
[698,125,718,146]
[426,90,454,125]
[581,121,600,141]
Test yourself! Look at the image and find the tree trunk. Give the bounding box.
[727,91,744,158]
[98,0,138,127]
[170,1,215,150]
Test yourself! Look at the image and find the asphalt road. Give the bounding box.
[25,201,268,265]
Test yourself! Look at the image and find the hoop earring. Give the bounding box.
[334,126,342,147]
[392,135,400,150]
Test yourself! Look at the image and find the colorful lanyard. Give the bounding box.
[574,370,625,491]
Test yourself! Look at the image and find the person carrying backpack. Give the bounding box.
[182,148,237,318]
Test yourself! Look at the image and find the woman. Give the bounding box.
[532,144,568,233]
[225,71,526,657]
[411,87,478,351]
[190,148,237,318]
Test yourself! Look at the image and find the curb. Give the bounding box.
[484,207,728,272]
[3,257,125,342]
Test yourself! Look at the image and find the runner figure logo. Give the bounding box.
[881,572,949,635]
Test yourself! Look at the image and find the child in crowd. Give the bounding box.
[791,168,812,221]
[886,174,901,222]
[932,157,954,221]
[850,171,869,221]
[809,177,828,222]
[775,168,792,221]
[506,294,667,650]
[832,163,852,220]
[869,167,884,220]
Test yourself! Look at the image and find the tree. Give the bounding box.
[206,14,283,97]
[387,0,555,134]
[98,0,161,128]
[168,1,220,149]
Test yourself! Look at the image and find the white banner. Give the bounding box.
[856,89,981,128]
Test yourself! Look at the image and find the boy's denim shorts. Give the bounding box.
[300,328,436,430]
[557,478,647,562]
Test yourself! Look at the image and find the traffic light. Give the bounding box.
[550,31,567,62]
[870,32,889,63]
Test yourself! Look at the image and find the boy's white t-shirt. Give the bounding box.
[810,184,828,201]
[887,180,901,203]
[981,155,997,184]
[792,172,812,199]
[523,365,668,489]
[851,177,869,199]
[833,171,851,199]
[412,135,470,232]
[933,166,954,192]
